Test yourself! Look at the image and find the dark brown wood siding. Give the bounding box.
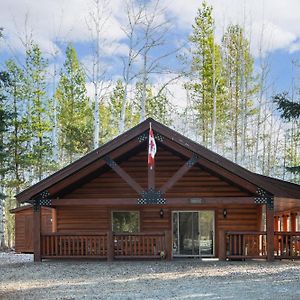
[140,207,171,232]
[56,206,109,232]
[14,207,53,253]
[215,204,260,256]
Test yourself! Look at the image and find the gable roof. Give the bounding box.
[16,118,300,202]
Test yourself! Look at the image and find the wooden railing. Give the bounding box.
[225,231,300,260]
[113,232,166,259]
[226,231,267,259]
[41,231,167,259]
[41,233,107,258]
[274,232,300,259]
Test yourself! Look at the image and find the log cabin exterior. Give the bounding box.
[13,118,300,262]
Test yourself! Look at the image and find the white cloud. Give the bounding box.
[2,0,300,62]
[0,0,126,55]
[289,41,300,54]
[161,0,300,56]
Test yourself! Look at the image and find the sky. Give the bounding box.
[1,0,300,107]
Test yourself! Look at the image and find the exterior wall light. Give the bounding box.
[223,209,227,218]
[160,209,164,218]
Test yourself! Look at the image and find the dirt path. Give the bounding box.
[0,252,299,299]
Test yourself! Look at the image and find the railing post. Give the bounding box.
[164,230,172,260]
[266,203,275,261]
[107,231,114,261]
[290,213,297,232]
[219,230,226,261]
[282,215,288,231]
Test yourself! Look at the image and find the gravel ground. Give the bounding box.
[0,252,299,300]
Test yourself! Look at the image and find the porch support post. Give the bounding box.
[290,213,297,232]
[218,230,226,261]
[33,202,41,262]
[164,230,172,261]
[274,216,279,231]
[282,215,288,231]
[52,208,57,232]
[107,231,114,261]
[266,203,274,262]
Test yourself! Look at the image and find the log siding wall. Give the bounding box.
[15,208,53,253]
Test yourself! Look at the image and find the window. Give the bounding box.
[112,211,139,233]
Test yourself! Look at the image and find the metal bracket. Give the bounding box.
[137,188,166,205]
[186,154,199,167]
[154,133,164,142]
[104,155,117,168]
[138,133,148,143]
[254,188,274,209]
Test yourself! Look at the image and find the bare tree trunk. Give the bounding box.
[211,43,217,150]
[119,83,128,133]
[140,49,147,122]
[0,196,4,248]
[86,0,110,147]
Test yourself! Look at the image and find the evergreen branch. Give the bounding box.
[273,92,300,121]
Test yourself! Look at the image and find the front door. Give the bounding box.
[172,211,214,257]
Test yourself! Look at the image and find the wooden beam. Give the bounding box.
[266,203,275,261]
[104,156,143,194]
[52,196,256,206]
[33,206,41,262]
[52,198,137,206]
[160,155,199,194]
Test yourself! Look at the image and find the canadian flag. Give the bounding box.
[148,123,157,170]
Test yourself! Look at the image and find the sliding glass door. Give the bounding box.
[172,211,214,257]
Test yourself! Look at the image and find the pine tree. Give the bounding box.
[56,44,93,164]
[108,80,126,138]
[189,2,224,148]
[25,44,54,181]
[0,70,11,248]
[222,24,257,163]
[5,59,31,195]
[0,71,11,191]
[274,93,300,175]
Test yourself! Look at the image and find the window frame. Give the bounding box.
[111,210,140,233]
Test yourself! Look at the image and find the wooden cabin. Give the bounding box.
[13,118,300,262]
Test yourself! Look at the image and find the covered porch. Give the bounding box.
[222,196,300,260]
